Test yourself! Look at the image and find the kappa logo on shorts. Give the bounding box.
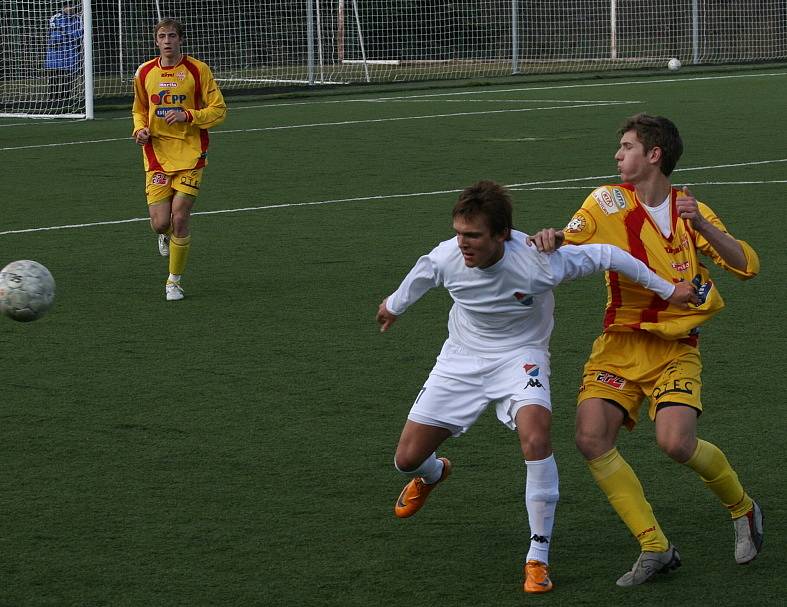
[523,363,540,377]
[595,371,626,389]
[151,172,169,186]
[526,378,544,389]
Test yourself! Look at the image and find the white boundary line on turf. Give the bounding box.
[2,158,785,237]
[0,100,639,151]
[216,100,638,135]
[223,70,787,110]
[2,69,785,129]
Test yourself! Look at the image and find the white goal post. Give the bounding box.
[1,1,785,119]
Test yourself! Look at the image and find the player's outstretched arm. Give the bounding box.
[376,298,398,333]
[527,229,564,252]
[537,243,697,305]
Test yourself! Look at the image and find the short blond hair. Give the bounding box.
[154,18,184,38]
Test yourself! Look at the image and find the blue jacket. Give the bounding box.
[45,12,82,70]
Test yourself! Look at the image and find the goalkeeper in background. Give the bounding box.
[529,113,763,586]
[132,18,227,301]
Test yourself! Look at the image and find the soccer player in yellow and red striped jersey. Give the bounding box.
[132,18,227,301]
[529,114,763,586]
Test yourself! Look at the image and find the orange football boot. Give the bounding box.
[394,457,452,518]
[524,560,553,593]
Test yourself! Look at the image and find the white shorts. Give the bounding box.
[408,340,552,437]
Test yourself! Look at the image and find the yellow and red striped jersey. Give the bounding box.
[562,184,759,341]
[132,55,227,172]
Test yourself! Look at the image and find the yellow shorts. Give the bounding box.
[578,331,703,429]
[145,168,203,204]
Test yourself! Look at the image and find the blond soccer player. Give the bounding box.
[132,18,227,300]
[530,113,763,587]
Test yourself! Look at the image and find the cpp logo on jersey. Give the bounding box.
[150,90,187,105]
[514,292,533,306]
[523,363,540,377]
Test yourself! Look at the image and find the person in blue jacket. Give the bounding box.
[45,2,83,104]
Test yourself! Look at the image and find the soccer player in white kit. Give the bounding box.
[376,181,697,594]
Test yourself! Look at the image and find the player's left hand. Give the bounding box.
[164,108,187,125]
[376,298,398,333]
[676,186,709,229]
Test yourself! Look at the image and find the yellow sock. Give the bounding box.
[588,449,669,552]
[169,234,191,276]
[684,439,752,518]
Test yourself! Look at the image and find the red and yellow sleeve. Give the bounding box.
[186,63,227,129]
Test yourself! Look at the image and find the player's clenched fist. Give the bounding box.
[134,127,150,145]
[676,186,708,229]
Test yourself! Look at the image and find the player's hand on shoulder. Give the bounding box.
[376,298,398,333]
[668,280,700,308]
[526,228,564,253]
[676,186,709,229]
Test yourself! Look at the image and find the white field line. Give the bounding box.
[0,100,638,151]
[2,68,785,129]
[190,70,787,111]
[2,159,785,237]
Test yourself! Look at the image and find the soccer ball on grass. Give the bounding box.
[667,58,682,71]
[0,260,56,322]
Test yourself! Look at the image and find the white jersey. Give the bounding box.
[385,229,674,354]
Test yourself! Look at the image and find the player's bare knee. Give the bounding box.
[393,450,421,473]
[575,427,610,460]
[519,432,551,461]
[150,218,170,234]
[656,434,694,463]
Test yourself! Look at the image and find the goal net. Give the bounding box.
[2,1,786,119]
[0,1,93,119]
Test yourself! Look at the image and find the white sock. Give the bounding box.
[524,454,559,564]
[394,452,444,484]
[168,273,181,283]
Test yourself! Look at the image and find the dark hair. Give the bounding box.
[154,18,184,38]
[619,113,683,176]
[452,180,513,240]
